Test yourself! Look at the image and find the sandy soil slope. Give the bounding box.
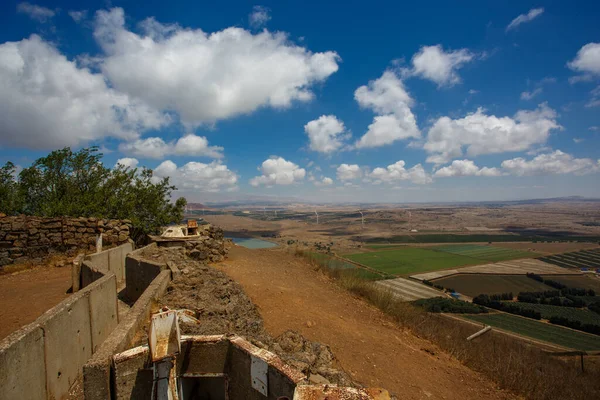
[214,245,515,400]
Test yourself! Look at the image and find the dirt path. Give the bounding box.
[215,246,514,400]
[0,266,72,340]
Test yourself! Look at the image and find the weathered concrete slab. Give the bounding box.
[42,292,93,400]
[89,274,119,352]
[0,326,46,400]
[86,251,110,274]
[125,254,164,302]
[84,270,172,400]
[112,346,153,400]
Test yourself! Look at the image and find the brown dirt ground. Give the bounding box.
[0,265,72,340]
[214,245,515,400]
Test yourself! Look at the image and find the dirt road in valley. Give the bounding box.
[0,266,71,340]
[215,246,515,400]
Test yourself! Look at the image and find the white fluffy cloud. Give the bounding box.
[115,157,139,169]
[17,2,55,22]
[369,161,432,185]
[354,71,420,148]
[304,115,349,153]
[314,177,334,186]
[119,134,223,159]
[153,160,238,192]
[434,160,502,177]
[568,43,600,81]
[249,6,271,28]
[0,35,167,149]
[501,151,600,176]
[424,104,561,164]
[336,164,363,181]
[406,45,474,87]
[250,157,306,186]
[506,8,544,32]
[94,8,339,127]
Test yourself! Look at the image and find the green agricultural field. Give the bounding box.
[345,247,479,275]
[502,302,600,325]
[433,274,549,297]
[432,244,536,262]
[463,313,600,351]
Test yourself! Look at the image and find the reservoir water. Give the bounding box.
[227,237,278,249]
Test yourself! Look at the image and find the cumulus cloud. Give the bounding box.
[568,43,600,82]
[404,45,474,87]
[336,164,363,181]
[0,35,168,149]
[424,104,561,164]
[115,157,139,169]
[506,8,544,32]
[369,161,432,185]
[434,160,502,177]
[501,150,600,176]
[304,115,350,153]
[314,177,334,186]
[93,8,339,127]
[153,160,238,192]
[17,2,55,22]
[118,134,223,159]
[249,6,271,28]
[250,157,306,186]
[69,10,88,22]
[354,71,420,148]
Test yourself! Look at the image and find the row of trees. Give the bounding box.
[0,147,186,240]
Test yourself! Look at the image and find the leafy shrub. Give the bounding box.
[413,297,487,314]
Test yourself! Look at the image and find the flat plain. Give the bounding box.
[344,247,479,276]
[463,313,600,351]
[432,274,550,297]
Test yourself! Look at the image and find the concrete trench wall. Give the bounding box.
[84,244,175,400]
[0,273,119,400]
[0,240,135,400]
[110,335,305,400]
[83,242,133,286]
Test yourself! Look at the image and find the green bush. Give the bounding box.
[413,297,488,314]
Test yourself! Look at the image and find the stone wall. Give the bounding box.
[0,216,132,268]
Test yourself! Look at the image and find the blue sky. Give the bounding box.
[1,1,599,203]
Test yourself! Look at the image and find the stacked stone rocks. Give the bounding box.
[0,215,132,268]
[184,225,229,263]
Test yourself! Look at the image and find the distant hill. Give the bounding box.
[186,202,206,210]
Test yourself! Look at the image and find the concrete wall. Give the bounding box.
[0,273,118,400]
[84,269,172,400]
[83,242,133,287]
[125,244,165,302]
[0,216,132,270]
[109,335,305,400]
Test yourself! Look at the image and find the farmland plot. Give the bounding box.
[345,247,479,276]
[432,274,549,297]
[501,302,600,325]
[432,244,536,262]
[463,313,600,351]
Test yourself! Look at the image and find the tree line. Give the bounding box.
[0,147,186,240]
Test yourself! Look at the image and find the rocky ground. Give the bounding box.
[157,245,355,387]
